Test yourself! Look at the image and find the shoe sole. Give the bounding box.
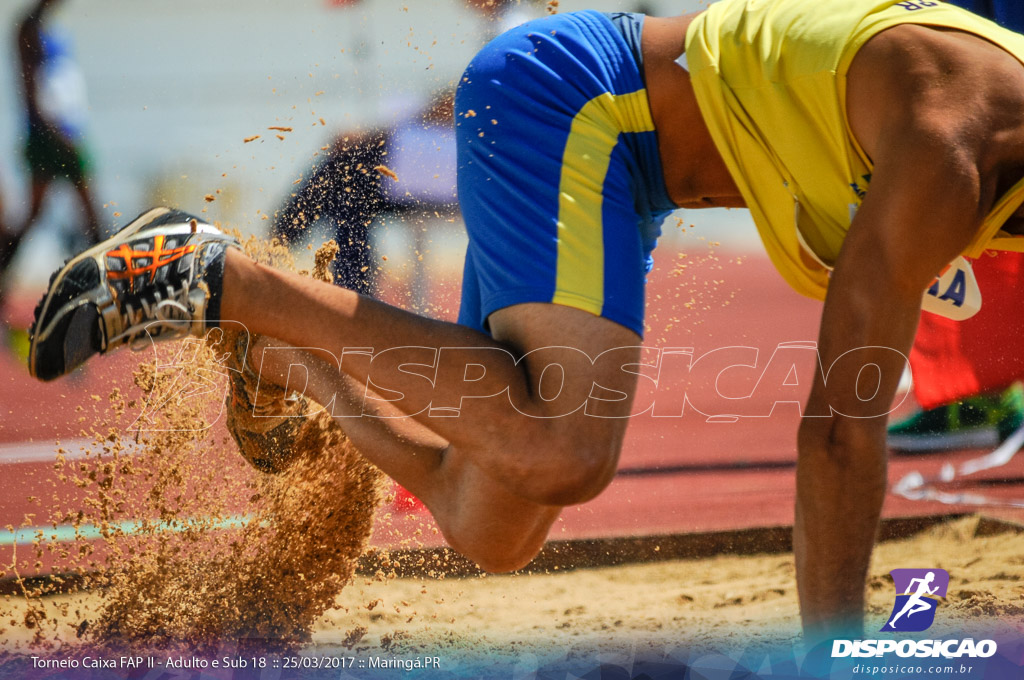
[28,208,217,379]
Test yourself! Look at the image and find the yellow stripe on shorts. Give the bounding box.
[553,89,656,315]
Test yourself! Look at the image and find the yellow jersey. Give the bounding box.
[686,0,1024,301]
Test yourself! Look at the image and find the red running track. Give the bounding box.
[1,253,1021,575]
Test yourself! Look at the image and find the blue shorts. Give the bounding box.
[455,10,676,338]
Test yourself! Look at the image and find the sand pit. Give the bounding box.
[1,515,1021,667]
[310,516,1024,658]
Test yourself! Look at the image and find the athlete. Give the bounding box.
[25,0,1024,639]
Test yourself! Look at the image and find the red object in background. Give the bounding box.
[326,0,361,6]
[910,251,1024,409]
[393,484,426,512]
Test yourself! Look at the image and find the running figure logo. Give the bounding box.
[881,568,949,632]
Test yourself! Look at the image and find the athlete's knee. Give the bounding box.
[471,544,539,574]
[444,525,545,574]
[503,427,619,506]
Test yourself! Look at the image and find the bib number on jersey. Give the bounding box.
[922,256,981,321]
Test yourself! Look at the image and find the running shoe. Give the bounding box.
[887,382,1024,452]
[28,207,238,381]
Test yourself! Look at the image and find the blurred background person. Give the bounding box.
[271,0,539,296]
[0,0,101,315]
[273,90,457,295]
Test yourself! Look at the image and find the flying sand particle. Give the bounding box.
[374,165,399,181]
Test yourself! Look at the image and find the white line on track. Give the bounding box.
[0,438,143,464]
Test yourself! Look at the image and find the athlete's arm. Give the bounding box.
[795,24,1024,639]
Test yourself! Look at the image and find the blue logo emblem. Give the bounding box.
[881,568,949,632]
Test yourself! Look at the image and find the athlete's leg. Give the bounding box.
[224,10,656,511]
[221,261,641,508]
[1,177,48,278]
[24,176,49,230]
[249,337,569,572]
[71,175,102,244]
[30,12,656,566]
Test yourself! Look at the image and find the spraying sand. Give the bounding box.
[0,239,386,656]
